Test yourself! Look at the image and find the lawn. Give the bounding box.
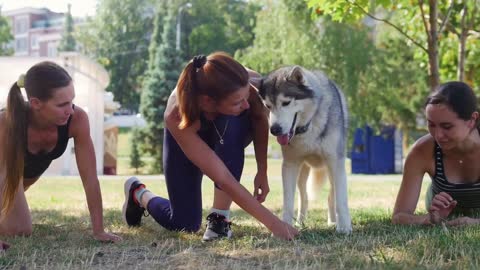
[3,130,477,269]
[3,167,480,269]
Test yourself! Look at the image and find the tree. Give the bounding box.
[75,0,154,111]
[146,1,169,70]
[306,0,480,92]
[140,3,181,173]
[182,0,260,59]
[360,34,429,150]
[129,128,145,173]
[240,0,429,150]
[438,1,479,82]
[236,0,321,74]
[0,12,13,56]
[58,4,76,52]
[238,0,377,107]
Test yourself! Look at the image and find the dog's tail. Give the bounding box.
[307,167,328,201]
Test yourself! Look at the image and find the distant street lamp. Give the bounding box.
[176,3,192,51]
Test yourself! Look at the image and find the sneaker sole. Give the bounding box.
[202,229,233,242]
[122,177,139,225]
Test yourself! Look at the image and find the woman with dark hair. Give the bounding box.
[0,61,121,250]
[122,52,298,240]
[393,81,480,226]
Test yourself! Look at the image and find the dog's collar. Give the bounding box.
[295,121,311,135]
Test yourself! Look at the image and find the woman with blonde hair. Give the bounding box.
[0,61,121,250]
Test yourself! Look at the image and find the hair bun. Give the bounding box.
[17,74,26,88]
[193,55,207,71]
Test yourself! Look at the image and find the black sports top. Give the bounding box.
[431,143,480,208]
[23,114,73,179]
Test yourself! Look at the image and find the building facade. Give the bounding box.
[3,7,65,57]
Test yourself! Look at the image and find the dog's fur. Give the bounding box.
[259,66,352,233]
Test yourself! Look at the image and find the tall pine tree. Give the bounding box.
[0,10,13,56]
[58,4,76,52]
[129,127,145,173]
[140,3,181,173]
[146,2,167,71]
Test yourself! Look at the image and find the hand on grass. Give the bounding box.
[0,240,10,251]
[429,192,457,224]
[446,217,480,227]
[270,221,299,240]
[253,172,270,203]
[93,231,122,243]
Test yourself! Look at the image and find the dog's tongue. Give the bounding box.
[277,134,289,145]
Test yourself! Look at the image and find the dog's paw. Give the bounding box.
[335,224,352,234]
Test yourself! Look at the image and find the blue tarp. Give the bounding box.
[351,126,397,174]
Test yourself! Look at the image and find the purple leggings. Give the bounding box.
[146,112,251,232]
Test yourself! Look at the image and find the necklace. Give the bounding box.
[212,120,229,145]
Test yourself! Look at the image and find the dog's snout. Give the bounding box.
[270,124,283,136]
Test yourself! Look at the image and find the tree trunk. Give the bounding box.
[428,0,440,92]
[457,33,467,82]
[457,2,468,81]
[402,128,410,157]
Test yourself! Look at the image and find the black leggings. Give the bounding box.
[146,112,251,232]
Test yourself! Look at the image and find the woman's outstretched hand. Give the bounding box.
[270,220,299,240]
[93,231,122,243]
[446,216,480,226]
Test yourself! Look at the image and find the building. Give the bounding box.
[2,7,66,57]
[0,53,114,175]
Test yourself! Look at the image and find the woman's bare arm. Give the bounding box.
[248,86,270,202]
[392,136,434,225]
[70,107,121,242]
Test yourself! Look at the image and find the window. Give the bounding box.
[31,35,38,49]
[15,38,28,52]
[47,42,58,57]
[15,17,29,34]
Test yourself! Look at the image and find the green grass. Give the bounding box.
[4,171,480,269]
[116,128,152,175]
[7,128,472,268]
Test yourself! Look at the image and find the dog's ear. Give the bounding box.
[249,76,262,89]
[287,66,304,85]
[257,78,266,99]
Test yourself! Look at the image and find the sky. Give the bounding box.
[1,0,97,17]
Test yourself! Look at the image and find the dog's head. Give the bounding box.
[259,66,316,145]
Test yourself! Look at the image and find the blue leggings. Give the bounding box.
[146,112,251,232]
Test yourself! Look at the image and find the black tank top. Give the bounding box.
[23,115,73,178]
[431,143,480,208]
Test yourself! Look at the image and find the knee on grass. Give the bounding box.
[0,223,32,236]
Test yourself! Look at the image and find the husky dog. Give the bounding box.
[259,66,352,233]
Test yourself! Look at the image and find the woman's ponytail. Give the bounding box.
[1,82,28,217]
[1,62,71,217]
[177,62,201,129]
